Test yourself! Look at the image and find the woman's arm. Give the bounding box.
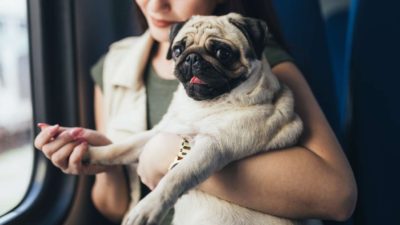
[198,62,357,220]
[34,85,130,222]
[137,62,357,220]
[91,86,130,222]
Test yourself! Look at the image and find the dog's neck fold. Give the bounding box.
[228,58,281,106]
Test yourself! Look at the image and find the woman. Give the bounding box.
[34,0,357,223]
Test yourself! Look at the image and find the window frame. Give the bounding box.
[0,0,79,224]
[1,0,141,224]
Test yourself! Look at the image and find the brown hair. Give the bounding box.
[133,0,286,49]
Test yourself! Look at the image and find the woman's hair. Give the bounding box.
[133,0,286,49]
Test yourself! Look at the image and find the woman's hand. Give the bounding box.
[34,123,115,175]
[137,132,181,190]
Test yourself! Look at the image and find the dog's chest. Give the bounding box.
[166,87,233,126]
[161,85,275,136]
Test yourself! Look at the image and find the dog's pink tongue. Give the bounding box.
[190,76,206,84]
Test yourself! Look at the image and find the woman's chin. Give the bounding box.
[148,25,170,43]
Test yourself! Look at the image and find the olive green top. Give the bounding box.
[143,63,180,129]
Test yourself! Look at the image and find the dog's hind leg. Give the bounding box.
[122,135,233,225]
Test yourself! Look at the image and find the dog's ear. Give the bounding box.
[167,21,186,60]
[229,16,269,59]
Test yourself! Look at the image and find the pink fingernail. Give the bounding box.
[37,123,48,129]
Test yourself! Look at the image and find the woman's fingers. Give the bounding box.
[74,129,111,146]
[41,130,75,159]
[68,141,88,173]
[34,124,112,175]
[51,140,106,175]
[37,123,49,129]
[34,124,61,149]
[51,140,81,170]
[67,142,110,175]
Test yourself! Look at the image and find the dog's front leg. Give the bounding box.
[123,135,230,225]
[84,129,158,165]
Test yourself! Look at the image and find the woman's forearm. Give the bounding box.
[92,86,130,222]
[92,166,129,223]
[198,146,357,221]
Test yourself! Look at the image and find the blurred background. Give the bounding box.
[0,0,33,216]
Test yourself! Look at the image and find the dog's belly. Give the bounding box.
[172,190,301,225]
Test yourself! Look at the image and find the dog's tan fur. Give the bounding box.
[85,13,303,225]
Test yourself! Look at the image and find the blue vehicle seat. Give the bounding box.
[271,0,342,140]
[322,1,351,137]
[271,1,353,224]
[345,0,400,224]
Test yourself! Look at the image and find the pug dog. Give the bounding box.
[85,13,303,225]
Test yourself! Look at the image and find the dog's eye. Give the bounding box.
[216,48,232,63]
[173,46,183,58]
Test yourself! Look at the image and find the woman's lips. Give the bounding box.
[150,17,176,28]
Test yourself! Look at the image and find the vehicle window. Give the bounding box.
[0,0,34,216]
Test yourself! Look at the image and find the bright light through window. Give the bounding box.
[0,0,34,216]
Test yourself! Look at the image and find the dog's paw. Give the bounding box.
[82,146,107,165]
[81,149,91,165]
[123,193,168,225]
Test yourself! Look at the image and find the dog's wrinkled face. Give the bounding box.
[167,13,269,101]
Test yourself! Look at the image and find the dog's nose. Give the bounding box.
[185,53,201,66]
